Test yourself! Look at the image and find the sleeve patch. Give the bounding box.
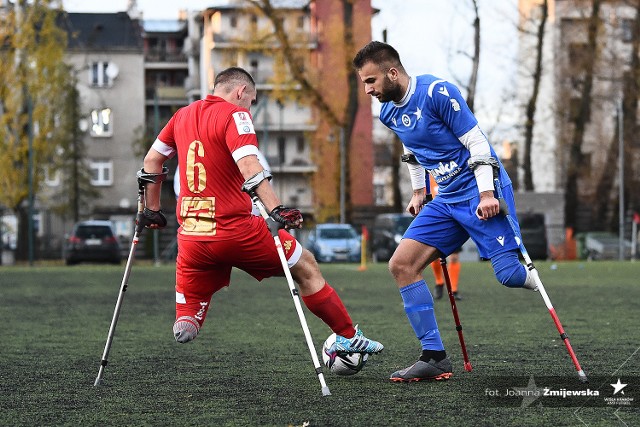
[232,111,255,135]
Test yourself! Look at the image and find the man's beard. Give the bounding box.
[378,75,403,103]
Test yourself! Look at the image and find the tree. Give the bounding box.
[562,0,600,231]
[465,0,481,112]
[244,0,369,223]
[521,0,548,191]
[0,0,73,260]
[446,0,481,112]
[592,1,640,230]
[47,75,98,223]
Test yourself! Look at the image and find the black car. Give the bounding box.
[64,220,121,265]
[370,213,415,262]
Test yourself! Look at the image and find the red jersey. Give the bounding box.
[156,95,259,241]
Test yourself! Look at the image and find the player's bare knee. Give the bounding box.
[291,249,318,282]
[173,316,200,343]
[389,254,413,282]
[388,254,401,277]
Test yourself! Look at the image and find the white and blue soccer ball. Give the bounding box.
[322,333,368,376]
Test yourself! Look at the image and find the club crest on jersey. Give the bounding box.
[232,111,256,135]
[450,99,461,112]
[283,239,293,253]
[401,114,411,127]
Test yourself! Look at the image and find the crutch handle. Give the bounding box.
[476,199,509,217]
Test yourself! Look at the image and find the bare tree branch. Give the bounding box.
[246,0,343,128]
[522,0,548,191]
[466,0,480,112]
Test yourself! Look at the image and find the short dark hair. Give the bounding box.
[352,41,404,72]
[213,67,256,91]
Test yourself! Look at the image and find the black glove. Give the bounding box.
[269,205,303,229]
[136,208,167,231]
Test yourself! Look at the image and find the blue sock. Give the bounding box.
[399,280,444,351]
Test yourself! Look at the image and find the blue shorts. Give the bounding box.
[404,185,522,259]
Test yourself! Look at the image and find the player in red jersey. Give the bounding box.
[138,67,383,356]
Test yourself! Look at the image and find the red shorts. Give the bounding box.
[174,215,301,327]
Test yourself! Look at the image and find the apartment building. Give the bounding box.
[201,1,318,219]
[2,1,378,260]
[57,10,145,244]
[201,0,375,223]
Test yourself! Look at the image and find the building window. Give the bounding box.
[296,136,304,153]
[90,61,114,87]
[230,15,237,28]
[297,16,304,29]
[90,108,113,137]
[621,19,634,43]
[90,160,113,186]
[277,136,286,165]
[374,184,386,206]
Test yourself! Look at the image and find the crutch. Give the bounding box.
[409,154,473,372]
[493,178,588,383]
[440,257,472,372]
[94,167,167,386]
[94,182,145,386]
[245,192,331,396]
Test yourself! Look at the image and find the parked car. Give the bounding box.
[308,223,361,263]
[517,212,548,260]
[64,220,121,265]
[370,213,415,262]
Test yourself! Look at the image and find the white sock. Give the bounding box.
[173,317,199,343]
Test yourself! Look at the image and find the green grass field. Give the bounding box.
[0,261,638,426]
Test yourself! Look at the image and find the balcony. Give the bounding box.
[254,123,316,132]
[145,48,187,63]
[266,157,317,174]
[145,86,188,105]
[211,32,318,49]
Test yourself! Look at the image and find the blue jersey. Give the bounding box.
[379,75,511,203]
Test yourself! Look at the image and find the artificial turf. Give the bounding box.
[0,261,637,426]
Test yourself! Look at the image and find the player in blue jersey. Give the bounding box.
[353,41,538,382]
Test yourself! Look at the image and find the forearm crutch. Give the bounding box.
[440,257,472,372]
[410,158,473,372]
[493,178,588,383]
[94,167,167,386]
[246,193,331,396]
[94,182,146,386]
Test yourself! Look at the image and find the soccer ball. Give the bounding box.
[322,333,368,376]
